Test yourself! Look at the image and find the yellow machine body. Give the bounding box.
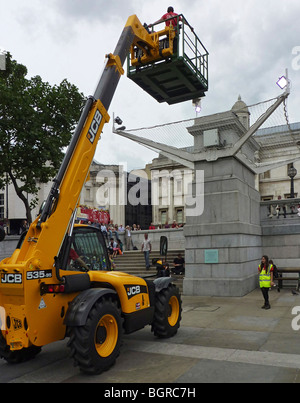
[0,14,191,370]
[0,264,150,349]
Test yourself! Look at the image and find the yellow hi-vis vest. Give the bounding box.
[259,264,273,288]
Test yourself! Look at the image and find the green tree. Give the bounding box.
[0,53,85,224]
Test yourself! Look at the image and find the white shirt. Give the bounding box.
[142,239,151,251]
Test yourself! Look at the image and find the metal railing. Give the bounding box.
[127,14,209,89]
[178,15,209,87]
[261,198,300,220]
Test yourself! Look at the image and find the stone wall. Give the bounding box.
[115,228,185,251]
[0,229,184,262]
[1,222,300,296]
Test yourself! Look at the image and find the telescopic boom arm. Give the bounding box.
[14,16,156,268]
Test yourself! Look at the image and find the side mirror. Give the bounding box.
[0,226,5,242]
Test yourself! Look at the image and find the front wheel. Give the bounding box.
[67,297,123,375]
[152,284,182,338]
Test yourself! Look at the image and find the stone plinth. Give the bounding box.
[183,111,262,296]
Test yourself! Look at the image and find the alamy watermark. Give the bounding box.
[291,306,300,330]
[283,306,300,331]
[95,163,204,217]
[292,46,300,71]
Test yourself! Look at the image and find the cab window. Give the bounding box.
[69,227,109,271]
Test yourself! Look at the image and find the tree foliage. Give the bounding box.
[0,53,85,223]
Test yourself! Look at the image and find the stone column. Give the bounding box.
[183,112,262,296]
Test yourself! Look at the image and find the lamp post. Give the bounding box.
[288,164,297,198]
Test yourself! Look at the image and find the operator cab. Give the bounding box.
[63,225,111,272]
[127,14,208,105]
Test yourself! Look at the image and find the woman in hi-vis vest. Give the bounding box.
[258,255,274,309]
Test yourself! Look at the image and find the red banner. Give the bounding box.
[77,206,110,225]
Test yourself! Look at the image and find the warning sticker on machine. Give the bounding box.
[38,298,47,310]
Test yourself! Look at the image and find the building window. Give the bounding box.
[260,170,271,180]
[176,208,184,224]
[160,209,168,226]
[285,193,298,199]
[85,188,92,202]
[261,195,274,201]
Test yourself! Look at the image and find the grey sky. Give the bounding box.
[1,0,300,170]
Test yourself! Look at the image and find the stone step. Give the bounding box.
[112,249,185,293]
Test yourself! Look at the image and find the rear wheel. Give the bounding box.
[67,297,123,374]
[152,284,182,338]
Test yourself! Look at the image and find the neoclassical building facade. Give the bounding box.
[1,97,299,232]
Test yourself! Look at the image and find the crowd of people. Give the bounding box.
[94,220,184,275]
[97,220,184,238]
[93,220,183,244]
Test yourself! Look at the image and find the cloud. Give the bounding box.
[52,0,137,23]
[1,0,300,167]
[195,0,300,120]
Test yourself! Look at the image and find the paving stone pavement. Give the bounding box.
[1,288,300,384]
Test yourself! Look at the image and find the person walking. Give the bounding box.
[141,233,152,270]
[125,225,132,250]
[258,255,274,309]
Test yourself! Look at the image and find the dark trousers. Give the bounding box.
[261,287,270,305]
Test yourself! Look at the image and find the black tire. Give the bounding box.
[67,297,123,375]
[152,284,182,338]
[0,332,41,363]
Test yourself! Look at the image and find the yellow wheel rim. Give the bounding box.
[168,296,180,326]
[95,314,118,357]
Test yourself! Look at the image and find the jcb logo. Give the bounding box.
[12,318,22,330]
[87,109,102,144]
[1,273,22,284]
[126,285,140,299]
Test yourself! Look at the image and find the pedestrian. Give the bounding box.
[125,225,132,250]
[107,238,117,257]
[20,220,28,234]
[148,7,193,32]
[141,233,152,270]
[117,239,123,255]
[172,253,185,275]
[154,258,170,277]
[149,7,181,30]
[258,255,274,309]
[283,204,287,218]
[275,204,281,219]
[269,259,279,280]
[100,222,108,240]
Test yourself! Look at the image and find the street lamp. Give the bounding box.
[276,69,290,94]
[192,98,202,115]
[276,75,288,90]
[288,164,297,198]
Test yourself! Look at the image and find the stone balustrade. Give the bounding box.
[260,198,300,221]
